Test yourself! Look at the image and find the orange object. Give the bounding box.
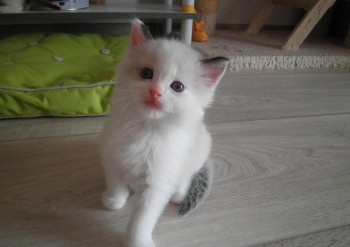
[181,4,196,13]
[192,20,208,42]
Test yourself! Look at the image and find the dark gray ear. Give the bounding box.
[201,56,229,66]
[201,56,229,86]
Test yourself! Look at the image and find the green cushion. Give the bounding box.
[0,33,129,118]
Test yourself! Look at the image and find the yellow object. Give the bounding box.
[192,20,208,42]
[182,5,196,13]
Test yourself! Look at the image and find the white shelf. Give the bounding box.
[0,2,196,44]
[0,3,196,25]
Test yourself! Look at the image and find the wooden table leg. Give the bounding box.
[282,0,336,50]
[344,27,350,48]
[244,0,275,35]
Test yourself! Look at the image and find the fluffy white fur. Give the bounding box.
[0,0,24,12]
[100,20,228,247]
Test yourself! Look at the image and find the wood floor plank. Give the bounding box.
[157,114,350,247]
[1,114,349,247]
[0,135,125,247]
[0,117,105,142]
[257,224,350,247]
[207,72,350,124]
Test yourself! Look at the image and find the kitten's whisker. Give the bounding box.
[113,96,131,101]
[115,88,137,93]
[120,77,145,98]
[116,100,132,120]
[111,96,132,107]
[170,111,179,126]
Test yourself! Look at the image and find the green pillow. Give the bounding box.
[0,33,129,118]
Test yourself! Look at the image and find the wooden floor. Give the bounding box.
[1,71,350,247]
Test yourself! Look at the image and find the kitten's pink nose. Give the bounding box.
[149,88,161,100]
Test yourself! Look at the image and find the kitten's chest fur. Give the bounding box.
[123,122,162,169]
[116,119,191,190]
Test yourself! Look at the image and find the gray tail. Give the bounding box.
[179,160,213,216]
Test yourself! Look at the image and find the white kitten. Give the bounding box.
[100,19,228,247]
[0,0,24,12]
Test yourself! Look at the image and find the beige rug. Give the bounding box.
[193,30,350,71]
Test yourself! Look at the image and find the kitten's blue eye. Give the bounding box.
[141,68,153,79]
[170,81,184,93]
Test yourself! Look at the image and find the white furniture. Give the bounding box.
[0,1,197,44]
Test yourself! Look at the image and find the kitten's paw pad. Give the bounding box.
[170,193,185,205]
[101,192,126,210]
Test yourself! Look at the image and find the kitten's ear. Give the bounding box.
[201,57,229,86]
[130,19,152,48]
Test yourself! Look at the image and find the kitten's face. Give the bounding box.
[119,40,207,119]
[116,20,228,120]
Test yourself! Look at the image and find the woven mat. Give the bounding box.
[193,30,350,71]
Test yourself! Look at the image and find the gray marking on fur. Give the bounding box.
[179,161,212,216]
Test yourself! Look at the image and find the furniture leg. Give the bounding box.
[164,0,173,35]
[181,0,195,44]
[343,25,350,48]
[282,0,336,50]
[181,19,193,44]
[244,0,275,35]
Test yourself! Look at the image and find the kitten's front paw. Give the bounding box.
[101,191,127,210]
[124,237,155,247]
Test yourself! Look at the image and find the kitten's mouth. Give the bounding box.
[144,99,162,110]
